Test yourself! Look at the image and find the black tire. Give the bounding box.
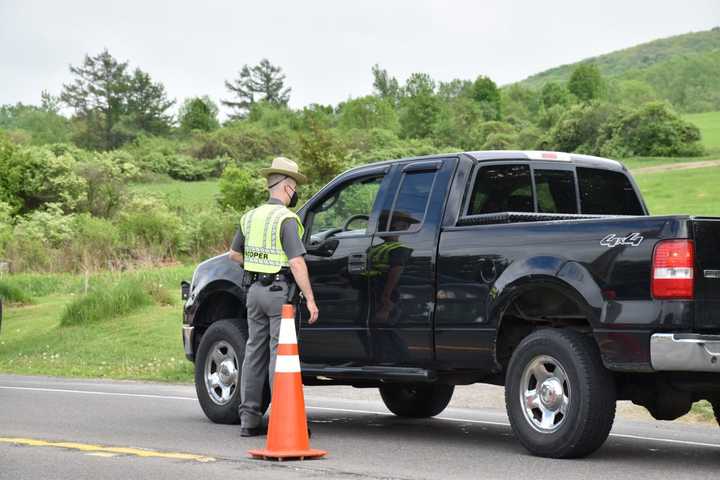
[379,384,454,418]
[505,329,616,458]
[194,319,270,424]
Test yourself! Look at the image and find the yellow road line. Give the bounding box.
[0,437,215,463]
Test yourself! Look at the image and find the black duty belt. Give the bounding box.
[250,271,292,286]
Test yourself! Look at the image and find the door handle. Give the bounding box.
[348,253,367,274]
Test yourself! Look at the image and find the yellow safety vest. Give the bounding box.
[366,241,406,277]
[241,204,304,273]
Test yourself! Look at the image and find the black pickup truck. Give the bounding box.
[182,150,720,458]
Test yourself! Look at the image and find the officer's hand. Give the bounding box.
[307,299,319,324]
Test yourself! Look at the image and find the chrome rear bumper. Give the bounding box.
[651,333,720,372]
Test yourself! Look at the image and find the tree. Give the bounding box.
[372,64,400,104]
[399,73,439,139]
[61,50,130,150]
[178,96,220,132]
[540,82,571,108]
[0,103,72,145]
[40,90,62,114]
[469,75,501,120]
[568,63,606,103]
[222,59,291,118]
[338,96,399,132]
[299,120,346,188]
[123,69,175,136]
[217,164,266,212]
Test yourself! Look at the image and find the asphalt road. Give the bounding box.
[2,375,720,479]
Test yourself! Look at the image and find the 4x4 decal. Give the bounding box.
[600,232,644,248]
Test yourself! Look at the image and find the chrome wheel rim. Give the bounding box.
[520,355,570,434]
[204,341,239,405]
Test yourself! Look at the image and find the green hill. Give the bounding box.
[517,27,720,112]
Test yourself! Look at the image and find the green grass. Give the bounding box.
[129,179,220,209]
[0,281,33,305]
[623,154,718,171]
[0,265,193,299]
[636,165,720,216]
[0,265,195,380]
[60,278,154,326]
[684,111,720,154]
[0,294,192,381]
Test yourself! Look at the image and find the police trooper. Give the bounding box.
[228,157,319,437]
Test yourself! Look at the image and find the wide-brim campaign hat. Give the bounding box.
[259,157,308,185]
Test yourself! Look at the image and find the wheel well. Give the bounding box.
[193,291,246,352]
[495,285,593,373]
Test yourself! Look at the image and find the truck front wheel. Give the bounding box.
[194,319,269,424]
[379,384,454,418]
[505,329,616,458]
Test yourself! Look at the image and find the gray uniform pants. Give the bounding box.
[239,280,289,428]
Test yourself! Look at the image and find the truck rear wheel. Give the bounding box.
[379,384,454,418]
[505,329,616,458]
[194,319,269,424]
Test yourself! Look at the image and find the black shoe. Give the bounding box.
[240,425,267,437]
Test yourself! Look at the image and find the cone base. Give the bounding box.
[248,448,327,461]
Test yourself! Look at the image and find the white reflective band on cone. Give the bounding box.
[278,318,297,344]
[275,355,301,373]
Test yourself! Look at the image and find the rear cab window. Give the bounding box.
[576,167,644,215]
[463,161,644,219]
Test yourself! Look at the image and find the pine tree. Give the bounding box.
[372,64,400,104]
[222,59,291,118]
[124,69,175,136]
[61,49,130,149]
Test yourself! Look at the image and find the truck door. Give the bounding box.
[298,168,390,366]
[368,158,457,366]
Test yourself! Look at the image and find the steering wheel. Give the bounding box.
[342,214,370,231]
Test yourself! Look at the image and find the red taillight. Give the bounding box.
[651,240,695,299]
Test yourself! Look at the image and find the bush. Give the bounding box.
[166,155,226,181]
[179,207,238,258]
[68,214,122,270]
[117,195,183,260]
[482,132,517,150]
[0,145,87,213]
[75,157,129,217]
[190,122,297,163]
[0,281,33,305]
[546,102,620,154]
[216,164,266,213]
[598,102,704,157]
[338,96,399,132]
[60,278,153,326]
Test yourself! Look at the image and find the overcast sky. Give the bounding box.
[1,0,718,117]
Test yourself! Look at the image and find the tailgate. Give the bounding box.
[693,218,720,330]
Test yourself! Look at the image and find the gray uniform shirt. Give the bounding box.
[231,198,306,260]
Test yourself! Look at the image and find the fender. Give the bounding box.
[184,253,246,328]
[186,253,245,309]
[488,255,602,329]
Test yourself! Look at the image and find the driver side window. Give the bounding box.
[309,176,383,237]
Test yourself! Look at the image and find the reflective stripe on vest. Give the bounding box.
[241,204,304,273]
[366,241,404,276]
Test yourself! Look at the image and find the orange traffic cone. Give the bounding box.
[248,304,327,461]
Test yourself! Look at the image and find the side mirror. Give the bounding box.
[307,238,339,257]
